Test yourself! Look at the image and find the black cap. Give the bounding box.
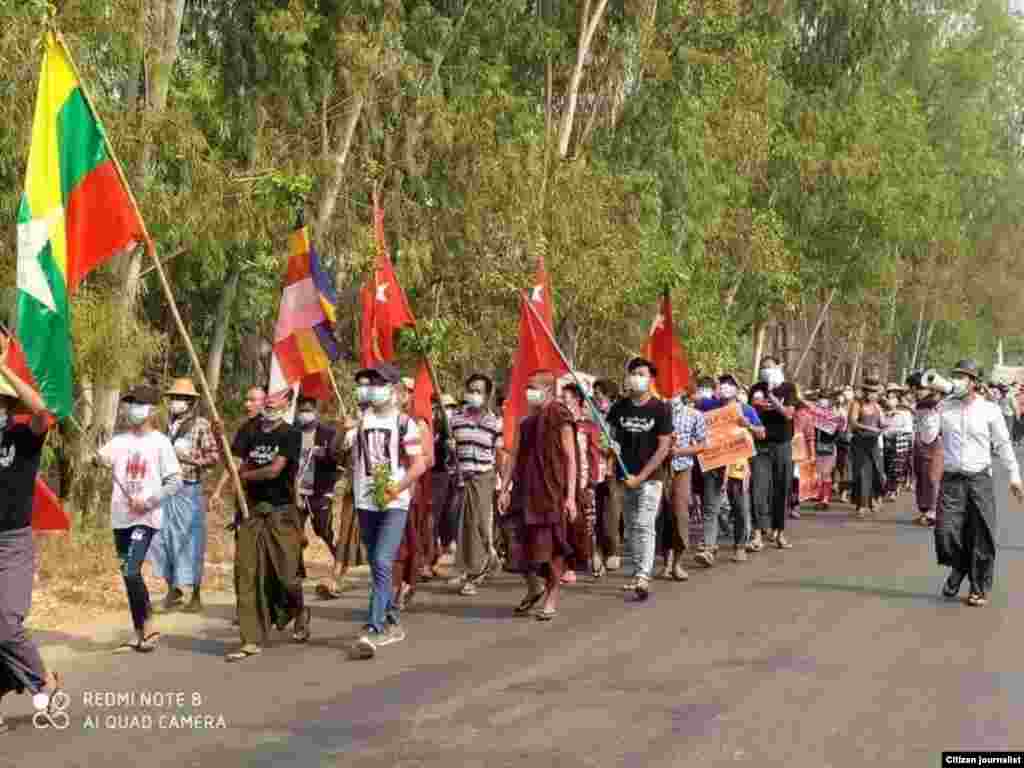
[121,385,159,405]
[952,359,981,380]
[355,363,401,384]
[627,356,658,376]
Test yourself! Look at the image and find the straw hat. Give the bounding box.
[440,394,457,408]
[165,378,200,399]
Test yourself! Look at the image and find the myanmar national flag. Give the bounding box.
[16,32,143,419]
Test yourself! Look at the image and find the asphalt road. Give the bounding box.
[5,453,1024,768]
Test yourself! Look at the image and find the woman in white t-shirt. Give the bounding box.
[96,386,181,653]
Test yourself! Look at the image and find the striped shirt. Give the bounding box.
[449,408,503,473]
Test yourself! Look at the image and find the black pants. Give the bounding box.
[935,471,997,594]
[114,526,157,631]
[433,472,463,548]
[751,442,793,532]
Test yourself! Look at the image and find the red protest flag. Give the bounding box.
[529,254,554,332]
[360,192,416,367]
[32,478,70,532]
[502,292,568,450]
[411,360,434,424]
[640,289,690,398]
[3,334,57,431]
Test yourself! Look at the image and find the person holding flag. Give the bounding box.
[0,330,63,733]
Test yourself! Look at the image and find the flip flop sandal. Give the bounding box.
[967,593,988,607]
[137,633,160,653]
[514,591,546,615]
[292,608,312,643]
[225,646,262,663]
[113,641,141,654]
[315,584,342,600]
[535,607,557,621]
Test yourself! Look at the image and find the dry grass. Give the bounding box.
[29,498,336,633]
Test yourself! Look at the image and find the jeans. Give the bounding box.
[700,469,728,549]
[726,478,751,546]
[357,507,409,632]
[623,481,663,580]
[114,525,157,631]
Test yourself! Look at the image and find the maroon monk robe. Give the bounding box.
[523,401,577,565]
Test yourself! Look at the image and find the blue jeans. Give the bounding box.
[623,481,663,580]
[701,469,728,549]
[114,526,157,631]
[357,507,409,632]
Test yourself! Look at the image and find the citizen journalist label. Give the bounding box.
[942,753,1024,766]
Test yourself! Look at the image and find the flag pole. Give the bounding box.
[325,365,349,422]
[55,32,250,521]
[521,292,630,479]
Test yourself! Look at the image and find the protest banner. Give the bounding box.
[698,402,755,472]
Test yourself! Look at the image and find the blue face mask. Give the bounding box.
[369,385,392,405]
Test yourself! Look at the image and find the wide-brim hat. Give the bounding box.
[122,385,160,405]
[886,383,907,394]
[165,378,200,399]
[440,394,457,408]
[862,378,883,393]
[355,363,401,384]
[0,370,17,400]
[952,359,981,380]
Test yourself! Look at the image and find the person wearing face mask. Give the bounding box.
[226,389,309,661]
[95,386,182,654]
[591,379,624,576]
[882,384,914,501]
[935,360,1023,607]
[0,330,63,732]
[911,372,942,527]
[604,357,674,599]
[343,365,428,659]
[148,379,219,615]
[498,370,579,620]
[292,395,344,599]
[448,374,505,597]
[848,378,887,519]
[834,387,854,504]
[431,394,461,571]
[748,356,799,550]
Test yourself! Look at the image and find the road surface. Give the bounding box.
[5,455,1024,767]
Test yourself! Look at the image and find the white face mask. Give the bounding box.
[525,387,546,406]
[368,385,392,407]
[950,376,970,399]
[719,384,737,400]
[356,385,372,404]
[628,375,650,395]
[297,411,317,426]
[169,400,191,416]
[124,403,152,426]
[696,388,713,401]
[465,392,485,409]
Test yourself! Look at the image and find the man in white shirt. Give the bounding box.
[346,364,428,658]
[936,360,1024,606]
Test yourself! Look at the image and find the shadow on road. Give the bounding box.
[751,578,948,604]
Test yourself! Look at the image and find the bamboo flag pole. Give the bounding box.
[56,32,250,521]
[325,365,349,422]
[521,292,630,479]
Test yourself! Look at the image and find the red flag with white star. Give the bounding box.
[640,289,690,398]
[360,192,416,367]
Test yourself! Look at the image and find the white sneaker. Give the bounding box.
[695,549,714,567]
[376,624,406,646]
[353,632,377,660]
[606,555,622,571]
[635,576,651,599]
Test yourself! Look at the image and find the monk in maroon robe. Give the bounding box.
[499,370,578,621]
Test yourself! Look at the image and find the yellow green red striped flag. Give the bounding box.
[16,32,143,419]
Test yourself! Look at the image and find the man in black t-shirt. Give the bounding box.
[227,389,308,662]
[749,356,798,550]
[604,358,674,599]
[0,330,61,729]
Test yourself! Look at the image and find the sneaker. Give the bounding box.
[747,531,763,552]
[591,553,606,579]
[672,560,690,581]
[606,555,622,572]
[732,547,748,563]
[694,549,714,568]
[352,626,379,659]
[376,624,406,646]
[634,576,651,600]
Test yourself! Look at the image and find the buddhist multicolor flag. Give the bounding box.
[268,226,339,397]
[16,32,143,419]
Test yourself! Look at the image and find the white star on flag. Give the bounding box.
[376,282,389,303]
[16,211,61,313]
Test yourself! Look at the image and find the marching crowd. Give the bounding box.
[1,326,1022,726]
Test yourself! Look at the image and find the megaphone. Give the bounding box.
[921,369,952,394]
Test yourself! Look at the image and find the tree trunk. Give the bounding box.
[205,267,241,398]
[751,320,767,382]
[910,301,925,369]
[557,0,611,159]
[997,337,1005,367]
[921,320,935,369]
[792,287,837,380]
[850,321,867,386]
[315,90,366,237]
